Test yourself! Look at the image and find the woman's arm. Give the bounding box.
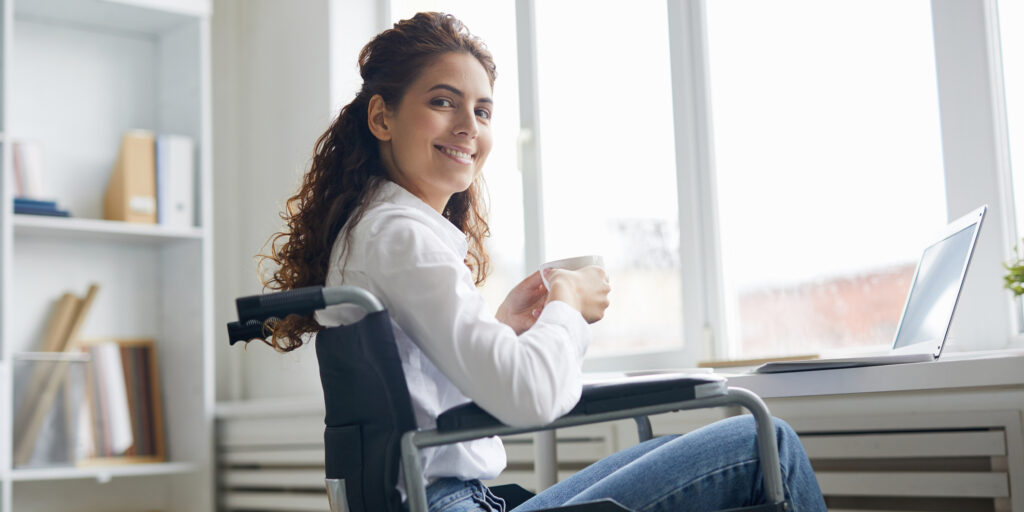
[364,217,593,427]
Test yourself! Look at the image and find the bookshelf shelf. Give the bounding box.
[13,215,203,244]
[15,0,210,34]
[10,461,198,483]
[0,0,213,510]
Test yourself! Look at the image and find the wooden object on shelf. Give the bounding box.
[13,284,100,466]
[104,131,157,224]
[42,293,81,352]
[78,338,166,465]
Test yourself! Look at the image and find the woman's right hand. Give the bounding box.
[544,266,611,323]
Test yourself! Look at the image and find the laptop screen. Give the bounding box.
[892,222,979,350]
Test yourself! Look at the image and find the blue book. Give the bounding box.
[14,204,70,217]
[14,197,59,210]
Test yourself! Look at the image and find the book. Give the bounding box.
[90,343,134,457]
[119,342,164,457]
[155,135,195,228]
[104,131,157,224]
[14,198,58,210]
[14,205,71,217]
[14,194,71,218]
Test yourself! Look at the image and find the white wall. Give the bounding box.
[212,0,381,401]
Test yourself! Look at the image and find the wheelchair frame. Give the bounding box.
[229,285,789,512]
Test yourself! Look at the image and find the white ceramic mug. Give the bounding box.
[540,255,605,290]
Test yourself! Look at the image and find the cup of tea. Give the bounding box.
[540,255,605,290]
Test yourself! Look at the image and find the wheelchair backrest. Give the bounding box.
[316,309,416,512]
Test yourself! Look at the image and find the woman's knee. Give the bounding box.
[713,415,801,454]
[772,417,798,442]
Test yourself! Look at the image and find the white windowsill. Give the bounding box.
[717,348,1024,399]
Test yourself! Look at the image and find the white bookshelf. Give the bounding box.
[0,0,213,511]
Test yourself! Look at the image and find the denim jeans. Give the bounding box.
[423,477,507,512]
[422,415,826,512]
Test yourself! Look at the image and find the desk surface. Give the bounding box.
[718,349,1024,398]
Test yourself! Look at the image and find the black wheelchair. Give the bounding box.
[227,285,790,512]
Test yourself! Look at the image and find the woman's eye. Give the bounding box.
[475,108,491,120]
[432,98,454,108]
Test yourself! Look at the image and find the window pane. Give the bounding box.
[535,1,682,356]
[706,0,947,358]
[1000,0,1024,302]
[389,2,525,312]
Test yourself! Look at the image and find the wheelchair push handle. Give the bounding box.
[228,285,386,345]
[227,319,267,345]
[237,285,327,322]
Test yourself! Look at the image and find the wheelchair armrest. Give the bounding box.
[408,386,787,512]
[436,373,727,432]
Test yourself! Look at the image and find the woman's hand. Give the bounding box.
[545,266,611,323]
[496,270,549,335]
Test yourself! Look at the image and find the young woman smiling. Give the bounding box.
[260,12,826,512]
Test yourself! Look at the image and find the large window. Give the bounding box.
[533,1,683,356]
[705,0,948,358]
[374,0,1022,367]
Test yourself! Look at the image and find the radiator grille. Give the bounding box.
[216,402,1020,512]
[216,400,329,511]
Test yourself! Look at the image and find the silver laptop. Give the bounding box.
[755,205,987,374]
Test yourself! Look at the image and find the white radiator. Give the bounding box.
[216,398,330,512]
[798,418,1016,511]
[216,400,1020,511]
[647,408,1021,512]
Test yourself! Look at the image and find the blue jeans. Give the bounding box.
[423,416,826,512]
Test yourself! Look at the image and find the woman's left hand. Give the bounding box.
[496,270,548,335]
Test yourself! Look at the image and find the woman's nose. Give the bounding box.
[453,109,479,138]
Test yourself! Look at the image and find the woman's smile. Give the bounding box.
[435,144,474,165]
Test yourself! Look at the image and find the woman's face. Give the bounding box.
[373,52,493,213]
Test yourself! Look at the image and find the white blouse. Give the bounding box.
[314,180,591,492]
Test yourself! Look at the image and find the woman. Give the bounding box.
[261,12,826,512]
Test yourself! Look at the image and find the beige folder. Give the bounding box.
[104,131,157,223]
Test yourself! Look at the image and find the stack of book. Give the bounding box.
[13,197,70,217]
[12,140,71,217]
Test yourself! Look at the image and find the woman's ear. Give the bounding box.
[367,94,392,142]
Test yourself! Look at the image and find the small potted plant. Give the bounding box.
[1004,244,1024,296]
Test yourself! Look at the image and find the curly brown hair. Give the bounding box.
[258,12,497,351]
